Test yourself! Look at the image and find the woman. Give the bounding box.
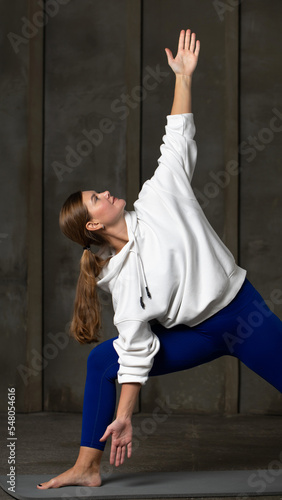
[37,29,282,490]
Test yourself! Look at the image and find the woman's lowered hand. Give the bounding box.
[100,417,133,467]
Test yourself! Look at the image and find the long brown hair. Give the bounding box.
[59,191,109,344]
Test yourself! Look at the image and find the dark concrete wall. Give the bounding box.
[0,1,28,412]
[141,0,228,413]
[1,0,282,414]
[0,0,43,412]
[140,0,282,414]
[239,0,282,413]
[43,0,132,410]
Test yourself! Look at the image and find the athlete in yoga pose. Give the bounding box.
[37,29,282,490]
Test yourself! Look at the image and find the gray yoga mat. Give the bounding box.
[1,470,282,499]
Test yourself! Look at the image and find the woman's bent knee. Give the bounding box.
[87,337,118,373]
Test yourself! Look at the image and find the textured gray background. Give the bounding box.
[1,0,282,415]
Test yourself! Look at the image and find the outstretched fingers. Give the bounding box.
[127,441,132,459]
[184,29,191,50]
[99,428,110,442]
[109,443,117,465]
[195,39,200,57]
[189,32,196,52]
[178,29,200,56]
[110,444,127,467]
[164,47,174,65]
[178,29,186,52]
[120,446,126,465]
[167,29,200,63]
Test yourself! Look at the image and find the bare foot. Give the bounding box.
[36,465,101,489]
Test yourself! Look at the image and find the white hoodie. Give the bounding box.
[97,113,247,385]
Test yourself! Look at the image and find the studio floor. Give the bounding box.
[0,412,281,500]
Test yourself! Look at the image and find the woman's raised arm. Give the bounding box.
[165,29,200,115]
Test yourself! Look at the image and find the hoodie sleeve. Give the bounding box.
[136,113,197,206]
[158,113,197,183]
[113,320,160,385]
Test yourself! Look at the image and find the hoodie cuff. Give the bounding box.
[166,113,196,139]
[117,373,147,385]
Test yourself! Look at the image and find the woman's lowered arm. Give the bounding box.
[165,29,200,115]
[100,383,141,467]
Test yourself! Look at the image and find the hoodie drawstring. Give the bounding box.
[131,231,152,309]
[97,212,152,310]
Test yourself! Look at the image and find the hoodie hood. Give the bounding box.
[96,211,151,309]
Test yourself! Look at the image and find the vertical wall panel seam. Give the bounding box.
[125,0,142,210]
[138,0,143,413]
[139,0,144,192]
[125,0,142,412]
[26,0,44,411]
[223,6,240,415]
[237,1,242,414]
[41,10,46,413]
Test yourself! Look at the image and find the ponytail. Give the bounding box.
[59,191,109,344]
[71,249,107,343]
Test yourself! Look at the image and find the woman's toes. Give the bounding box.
[37,478,58,489]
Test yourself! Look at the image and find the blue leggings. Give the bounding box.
[80,278,282,450]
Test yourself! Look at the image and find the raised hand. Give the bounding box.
[165,29,200,77]
[100,417,133,467]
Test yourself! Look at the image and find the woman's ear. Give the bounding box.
[86,221,104,232]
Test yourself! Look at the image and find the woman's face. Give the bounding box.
[82,190,126,230]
